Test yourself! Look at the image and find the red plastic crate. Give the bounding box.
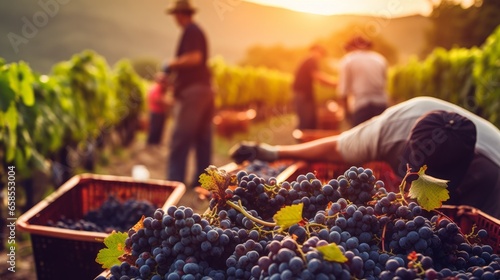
[437,205,500,254]
[17,173,185,280]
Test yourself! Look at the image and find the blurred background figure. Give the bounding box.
[163,0,215,188]
[338,35,389,126]
[146,72,170,146]
[292,44,337,130]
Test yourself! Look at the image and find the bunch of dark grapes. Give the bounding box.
[108,206,240,279]
[337,166,378,205]
[229,172,279,221]
[96,166,500,280]
[249,236,352,280]
[228,170,341,221]
[326,201,381,246]
[286,173,342,220]
[225,238,266,279]
[385,215,436,256]
[243,160,288,181]
[48,196,157,233]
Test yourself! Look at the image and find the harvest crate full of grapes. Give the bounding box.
[95,163,500,280]
[17,174,186,280]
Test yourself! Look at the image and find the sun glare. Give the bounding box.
[248,0,339,15]
[245,0,432,17]
[284,0,339,15]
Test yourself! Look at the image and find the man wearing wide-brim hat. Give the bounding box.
[163,0,215,189]
[165,0,197,15]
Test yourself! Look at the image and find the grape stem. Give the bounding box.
[398,164,419,205]
[381,222,387,251]
[226,200,277,228]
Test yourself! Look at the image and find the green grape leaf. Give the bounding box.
[198,165,236,199]
[95,231,128,269]
[273,203,303,230]
[199,166,224,192]
[317,243,348,263]
[408,165,449,211]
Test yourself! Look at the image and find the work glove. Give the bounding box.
[229,141,279,164]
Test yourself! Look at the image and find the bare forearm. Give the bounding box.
[277,136,344,163]
[313,71,337,87]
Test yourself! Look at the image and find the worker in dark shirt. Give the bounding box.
[292,44,336,130]
[230,97,500,218]
[163,0,214,188]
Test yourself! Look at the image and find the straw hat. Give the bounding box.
[165,0,197,14]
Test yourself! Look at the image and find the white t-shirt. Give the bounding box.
[337,96,500,176]
[337,96,500,217]
[338,50,388,113]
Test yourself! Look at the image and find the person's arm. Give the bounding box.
[312,70,337,87]
[229,136,345,164]
[278,135,344,163]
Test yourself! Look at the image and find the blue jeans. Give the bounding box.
[147,112,166,145]
[352,103,387,126]
[167,84,214,187]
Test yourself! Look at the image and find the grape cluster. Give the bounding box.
[97,166,500,280]
[251,236,352,280]
[243,160,289,181]
[338,166,378,205]
[118,206,249,280]
[48,196,157,233]
[225,238,266,279]
[226,170,341,221]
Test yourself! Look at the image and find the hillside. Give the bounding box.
[0,0,431,73]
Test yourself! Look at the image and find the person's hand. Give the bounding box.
[229,141,279,164]
[162,63,172,74]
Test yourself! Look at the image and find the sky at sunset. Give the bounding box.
[244,0,434,16]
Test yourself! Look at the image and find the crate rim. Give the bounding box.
[17,173,186,242]
[438,204,500,224]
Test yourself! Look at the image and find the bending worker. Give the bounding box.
[230,97,500,219]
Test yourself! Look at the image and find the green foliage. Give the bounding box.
[0,50,146,182]
[424,0,500,56]
[113,59,146,119]
[474,25,500,128]
[210,56,293,110]
[389,26,500,128]
[389,46,478,106]
[51,50,118,140]
[0,61,46,177]
[238,44,308,73]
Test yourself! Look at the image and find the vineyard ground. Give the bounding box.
[0,114,299,280]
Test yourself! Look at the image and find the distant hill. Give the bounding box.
[0,0,431,73]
